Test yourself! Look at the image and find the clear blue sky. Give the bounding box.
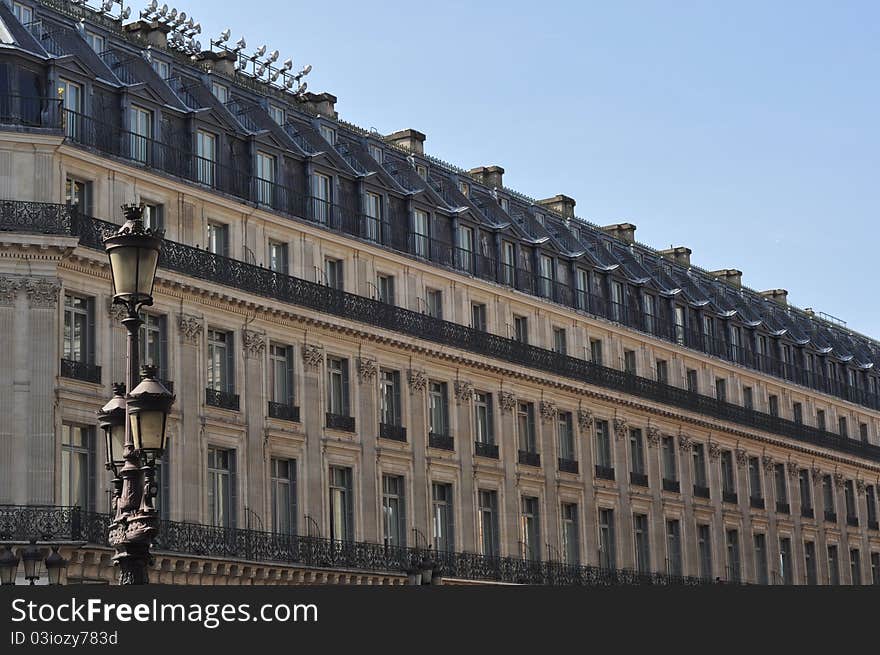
[182,0,879,337]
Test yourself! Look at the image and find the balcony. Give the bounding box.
[776,501,790,515]
[518,450,540,467]
[326,413,355,432]
[750,496,765,510]
[824,510,837,523]
[801,506,814,519]
[629,471,649,488]
[722,491,738,505]
[662,478,680,493]
[429,432,454,451]
[595,465,615,481]
[268,401,300,423]
[847,515,859,527]
[205,388,239,411]
[869,520,879,531]
[379,423,407,443]
[693,485,710,499]
[60,358,101,384]
[558,458,579,474]
[474,441,498,459]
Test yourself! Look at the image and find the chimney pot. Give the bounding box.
[193,49,238,77]
[384,128,426,154]
[468,165,504,189]
[759,289,789,306]
[710,268,743,288]
[538,194,577,219]
[659,246,692,267]
[600,222,637,244]
[123,19,171,48]
[302,92,338,119]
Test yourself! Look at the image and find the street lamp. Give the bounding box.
[102,203,171,585]
[21,540,42,585]
[44,547,68,586]
[0,545,18,585]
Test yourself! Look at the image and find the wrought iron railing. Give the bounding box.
[205,388,240,411]
[379,422,407,442]
[824,510,837,523]
[595,465,616,481]
[801,506,814,519]
[693,485,711,499]
[428,432,454,451]
[0,505,727,586]
[723,491,739,504]
[558,458,579,474]
[60,358,101,384]
[326,413,355,432]
[268,402,300,422]
[776,501,790,515]
[629,471,649,487]
[847,515,859,527]
[662,478,680,493]
[474,441,499,459]
[518,450,541,467]
[750,496,765,510]
[2,199,880,464]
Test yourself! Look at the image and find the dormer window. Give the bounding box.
[458,181,469,197]
[368,143,383,163]
[212,82,228,104]
[500,197,510,212]
[268,104,285,125]
[319,124,336,145]
[84,30,104,53]
[13,2,33,25]
[415,164,427,180]
[151,58,169,80]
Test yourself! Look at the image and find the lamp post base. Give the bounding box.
[112,544,151,585]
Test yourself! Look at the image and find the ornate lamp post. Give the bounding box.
[101,203,174,585]
[21,540,42,585]
[44,547,68,586]
[0,545,19,585]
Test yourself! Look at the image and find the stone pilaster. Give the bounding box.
[0,277,20,503]
[357,356,378,543]
[176,313,203,523]
[301,343,324,536]
[242,329,266,526]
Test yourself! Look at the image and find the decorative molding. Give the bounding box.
[357,357,378,383]
[0,276,20,305]
[24,277,60,308]
[735,448,748,468]
[646,426,661,448]
[678,435,692,453]
[302,344,324,368]
[242,329,266,358]
[577,409,593,430]
[811,466,823,484]
[786,461,799,479]
[539,400,557,423]
[407,369,427,393]
[613,417,628,441]
[856,478,866,494]
[107,300,127,323]
[708,441,721,462]
[453,380,474,404]
[177,314,203,344]
[499,391,517,413]
[833,472,845,489]
[762,455,776,473]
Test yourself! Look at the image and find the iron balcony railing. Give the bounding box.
[595,465,615,481]
[325,413,355,432]
[379,422,407,442]
[750,496,766,510]
[776,501,791,515]
[693,485,711,499]
[868,520,879,531]
[268,401,300,423]
[428,432,454,451]
[518,450,540,467]
[847,515,859,527]
[0,505,729,586]
[205,388,240,411]
[801,506,814,519]
[723,491,738,504]
[825,510,837,523]
[629,471,649,487]
[662,478,680,493]
[60,358,101,384]
[474,441,499,459]
[558,458,579,474]
[2,199,880,465]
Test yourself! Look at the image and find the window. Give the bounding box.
[139,313,167,378]
[458,180,469,197]
[268,104,285,125]
[207,222,228,256]
[513,315,528,344]
[590,339,603,366]
[311,173,332,224]
[598,508,616,569]
[674,306,686,345]
[552,327,567,355]
[850,549,862,585]
[205,330,235,398]
[780,537,793,584]
[860,422,869,443]
[324,258,343,290]
[143,202,164,231]
[867,485,877,528]
[774,463,788,509]
[715,377,727,403]
[364,192,382,242]
[328,466,353,541]
[379,369,401,427]
[666,519,682,576]
[153,451,170,522]
[697,524,712,580]
[816,409,826,431]
[211,82,228,103]
[415,164,427,180]
[633,514,650,573]
[428,381,449,436]
[768,394,779,417]
[425,288,442,319]
[662,436,677,482]
[471,303,487,331]
[643,293,656,333]
[129,105,152,163]
[749,456,763,501]
[269,343,293,406]
[151,58,169,80]
[521,496,541,561]
[61,424,94,510]
[743,387,753,410]
[499,197,509,212]
[270,458,296,535]
[59,79,82,140]
[474,392,494,445]
[377,274,395,305]
[196,130,216,186]
[368,143,383,164]
[268,241,288,274]
[382,475,406,547]
[517,402,536,453]
[799,469,812,513]
[458,226,474,271]
[610,281,624,322]
[721,450,736,497]
[624,349,636,375]
[207,446,235,528]
[828,545,840,585]
[501,241,515,285]
[629,428,645,476]
[12,2,33,25]
[432,483,454,553]
[686,369,698,394]
[793,402,803,425]
[478,490,499,556]
[256,152,276,204]
[656,359,668,384]
[754,534,768,584]
[595,420,613,470]
[804,542,817,585]
[839,416,848,438]
[318,124,335,144]
[326,357,350,417]
[726,529,741,582]
[538,254,553,297]
[692,443,707,489]
[845,480,857,522]
[413,209,430,257]
[558,411,575,462]
[561,504,579,565]
[64,176,91,214]
[823,474,835,518]
[63,294,94,364]
[872,552,880,585]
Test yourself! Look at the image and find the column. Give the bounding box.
[242,329,267,526]
[176,313,203,523]
[301,345,324,535]
[454,380,476,553]
[613,417,633,569]
[356,356,379,543]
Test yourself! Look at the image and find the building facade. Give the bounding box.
[1,0,879,585]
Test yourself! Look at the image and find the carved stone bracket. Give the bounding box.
[499,391,517,413]
[539,400,557,423]
[242,329,266,358]
[811,466,823,484]
[407,369,427,393]
[357,357,378,383]
[678,435,692,453]
[735,448,748,468]
[833,472,845,489]
[577,409,593,431]
[24,277,61,308]
[856,478,866,494]
[786,461,800,479]
[762,455,776,473]
[302,344,324,368]
[453,380,474,404]
[613,417,628,441]
[178,314,203,344]
[108,300,127,323]
[707,442,721,462]
[646,426,661,448]
[0,276,21,306]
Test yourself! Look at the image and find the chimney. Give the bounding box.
[759,289,789,306]
[123,19,171,48]
[384,128,426,154]
[193,49,238,77]
[468,165,504,189]
[710,269,743,288]
[601,222,637,244]
[302,92,338,119]
[659,246,692,267]
[538,194,577,219]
